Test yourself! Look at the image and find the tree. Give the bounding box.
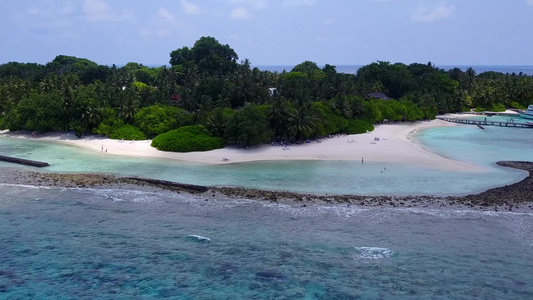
[268,97,291,140]
[169,36,238,77]
[226,104,272,146]
[5,92,64,132]
[46,55,109,84]
[169,47,194,66]
[134,105,190,138]
[288,104,318,141]
[206,108,233,138]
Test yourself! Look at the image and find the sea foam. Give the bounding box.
[353,247,394,259]
[187,235,211,242]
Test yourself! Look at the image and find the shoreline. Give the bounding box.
[0,161,531,213]
[0,119,482,172]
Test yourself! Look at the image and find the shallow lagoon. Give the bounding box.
[0,124,530,196]
[1,125,533,299]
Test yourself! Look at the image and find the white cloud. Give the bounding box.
[83,0,134,22]
[338,37,355,43]
[228,0,269,10]
[230,7,251,19]
[139,28,172,39]
[180,0,201,15]
[83,0,109,20]
[158,7,175,23]
[283,0,317,7]
[60,5,77,15]
[28,7,39,15]
[254,0,269,10]
[411,5,455,22]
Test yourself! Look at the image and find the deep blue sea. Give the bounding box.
[1,123,533,299]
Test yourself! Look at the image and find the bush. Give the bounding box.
[92,108,122,136]
[491,103,506,112]
[225,104,272,146]
[509,102,526,109]
[134,105,191,138]
[345,119,374,134]
[69,120,84,138]
[109,124,147,140]
[151,125,225,152]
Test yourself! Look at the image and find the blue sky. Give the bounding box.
[1,0,533,66]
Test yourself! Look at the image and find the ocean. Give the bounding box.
[1,123,533,299]
[1,184,532,299]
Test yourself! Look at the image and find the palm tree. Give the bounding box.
[268,97,290,140]
[40,75,58,93]
[193,95,213,123]
[331,96,352,118]
[121,96,138,123]
[287,104,318,141]
[216,87,232,108]
[81,102,103,130]
[206,108,228,137]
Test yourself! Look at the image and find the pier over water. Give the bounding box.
[437,116,533,128]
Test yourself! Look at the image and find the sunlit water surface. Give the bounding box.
[1,184,532,299]
[1,125,533,298]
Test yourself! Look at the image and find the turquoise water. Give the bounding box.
[1,184,532,299]
[0,124,531,196]
[418,125,532,166]
[1,125,533,298]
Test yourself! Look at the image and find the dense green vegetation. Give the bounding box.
[1,36,532,150]
[151,125,225,152]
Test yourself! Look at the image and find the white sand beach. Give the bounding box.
[0,119,481,171]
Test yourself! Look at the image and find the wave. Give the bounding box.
[395,207,533,218]
[0,183,52,190]
[187,235,211,242]
[354,247,394,259]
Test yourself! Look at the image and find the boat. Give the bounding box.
[519,105,533,120]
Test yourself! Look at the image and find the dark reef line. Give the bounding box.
[1,161,532,211]
[0,155,50,167]
[213,161,533,211]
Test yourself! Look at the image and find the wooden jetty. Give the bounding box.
[0,155,50,167]
[437,117,533,128]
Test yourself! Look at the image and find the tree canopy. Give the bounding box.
[170,36,238,77]
[1,36,532,150]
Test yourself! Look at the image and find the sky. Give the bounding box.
[1,0,533,67]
